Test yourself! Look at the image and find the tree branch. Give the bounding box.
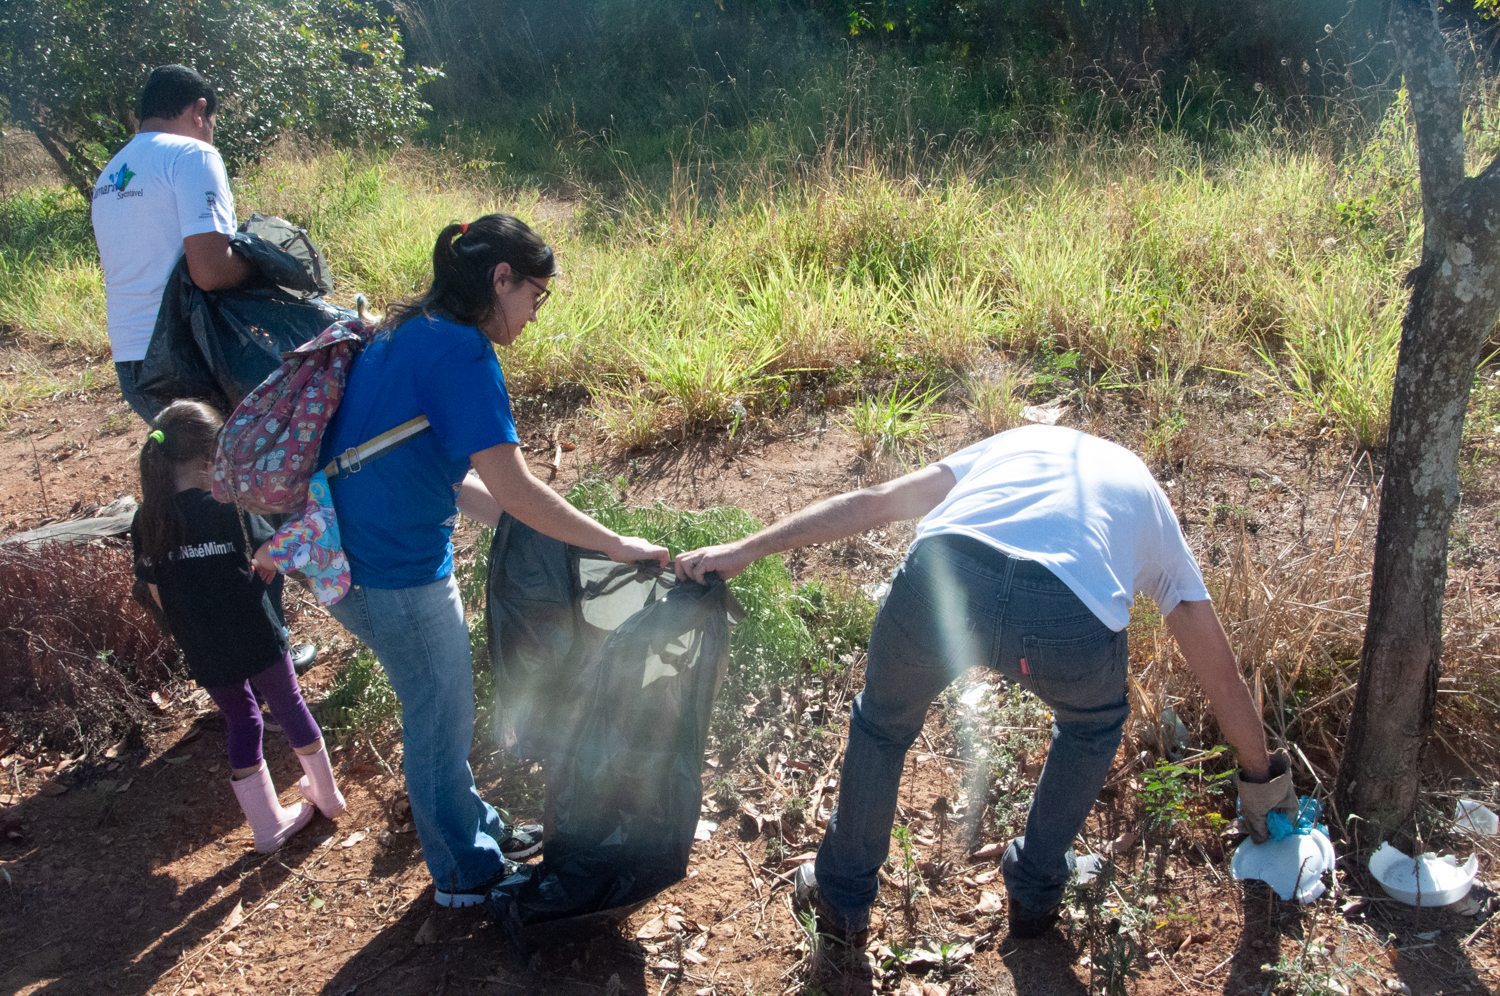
[1389,0,1465,258]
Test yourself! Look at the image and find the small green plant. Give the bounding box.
[1094,919,1145,996]
[589,382,665,452]
[315,653,401,739]
[1138,750,1229,887]
[965,363,1030,434]
[844,382,949,462]
[890,824,918,917]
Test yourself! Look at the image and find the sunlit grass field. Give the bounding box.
[0,90,1437,451]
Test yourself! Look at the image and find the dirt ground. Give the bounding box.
[2,361,1500,996]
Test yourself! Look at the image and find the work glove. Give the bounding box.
[1235,748,1299,845]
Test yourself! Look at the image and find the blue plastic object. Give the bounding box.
[1265,795,1324,841]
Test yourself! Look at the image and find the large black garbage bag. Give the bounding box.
[485,515,742,947]
[137,214,350,412]
[487,514,687,762]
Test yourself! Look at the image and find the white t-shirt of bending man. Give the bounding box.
[91,132,238,362]
[913,425,1210,632]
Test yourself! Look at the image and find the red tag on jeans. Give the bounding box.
[1019,657,1030,675]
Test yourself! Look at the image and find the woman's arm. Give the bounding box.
[469,443,669,566]
[456,471,501,529]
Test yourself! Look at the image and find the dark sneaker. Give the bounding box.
[499,823,543,860]
[291,644,318,674]
[793,863,871,954]
[1007,899,1061,939]
[434,864,514,908]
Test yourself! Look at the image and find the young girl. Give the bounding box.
[133,400,346,853]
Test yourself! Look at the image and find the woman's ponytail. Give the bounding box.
[382,214,558,334]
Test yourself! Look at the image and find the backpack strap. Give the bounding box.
[322,415,432,478]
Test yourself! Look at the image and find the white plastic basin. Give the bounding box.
[1367,842,1478,907]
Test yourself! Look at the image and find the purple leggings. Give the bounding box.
[205,652,322,770]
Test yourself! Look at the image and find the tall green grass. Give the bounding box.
[0,85,1434,447]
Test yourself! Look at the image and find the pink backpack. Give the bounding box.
[212,318,430,514]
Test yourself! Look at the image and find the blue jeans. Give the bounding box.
[329,575,506,893]
[115,360,164,424]
[815,535,1130,930]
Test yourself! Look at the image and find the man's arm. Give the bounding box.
[183,232,253,291]
[673,463,957,582]
[469,443,668,566]
[1165,599,1270,780]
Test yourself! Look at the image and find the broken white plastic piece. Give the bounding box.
[1022,403,1070,425]
[1230,827,1335,903]
[1367,842,1478,907]
[1454,799,1499,836]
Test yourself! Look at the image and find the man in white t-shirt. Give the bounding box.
[92,64,251,422]
[676,426,1298,950]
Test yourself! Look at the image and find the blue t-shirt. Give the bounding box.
[322,314,519,588]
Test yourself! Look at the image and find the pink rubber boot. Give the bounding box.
[296,744,347,819]
[231,762,315,853]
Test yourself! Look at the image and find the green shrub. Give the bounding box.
[567,479,812,690]
[315,652,401,739]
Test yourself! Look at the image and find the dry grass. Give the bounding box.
[0,541,179,754]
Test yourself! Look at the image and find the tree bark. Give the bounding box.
[29,126,101,202]
[1334,0,1500,843]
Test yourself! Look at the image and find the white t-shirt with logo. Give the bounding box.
[912,425,1209,631]
[91,132,237,361]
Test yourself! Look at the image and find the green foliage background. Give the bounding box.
[0,0,435,196]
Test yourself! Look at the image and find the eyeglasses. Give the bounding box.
[522,275,551,309]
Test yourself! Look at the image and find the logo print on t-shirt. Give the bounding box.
[205,191,216,208]
[110,163,136,190]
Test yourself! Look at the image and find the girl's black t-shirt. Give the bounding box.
[131,489,288,687]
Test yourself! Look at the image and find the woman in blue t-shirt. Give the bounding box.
[319,214,669,908]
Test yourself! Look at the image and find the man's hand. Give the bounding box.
[674,541,753,583]
[1236,748,1300,844]
[609,535,671,569]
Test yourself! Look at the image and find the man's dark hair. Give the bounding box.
[138,65,217,122]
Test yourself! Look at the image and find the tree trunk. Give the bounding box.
[29,126,101,202]
[1334,0,1500,843]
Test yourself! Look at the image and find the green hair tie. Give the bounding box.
[148,430,165,444]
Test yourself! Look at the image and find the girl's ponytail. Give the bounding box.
[135,400,224,572]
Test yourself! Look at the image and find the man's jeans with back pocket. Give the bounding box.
[329,575,506,894]
[814,534,1130,930]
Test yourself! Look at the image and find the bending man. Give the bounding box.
[675,425,1297,944]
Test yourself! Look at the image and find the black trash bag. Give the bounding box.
[239,212,335,298]
[484,514,742,948]
[137,216,350,412]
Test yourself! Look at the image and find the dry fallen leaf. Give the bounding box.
[39,780,68,796]
[636,916,665,940]
[1105,831,1138,855]
[223,942,243,957]
[968,842,1005,862]
[224,900,245,931]
[341,830,367,848]
[973,867,998,884]
[975,892,1002,914]
[681,949,708,965]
